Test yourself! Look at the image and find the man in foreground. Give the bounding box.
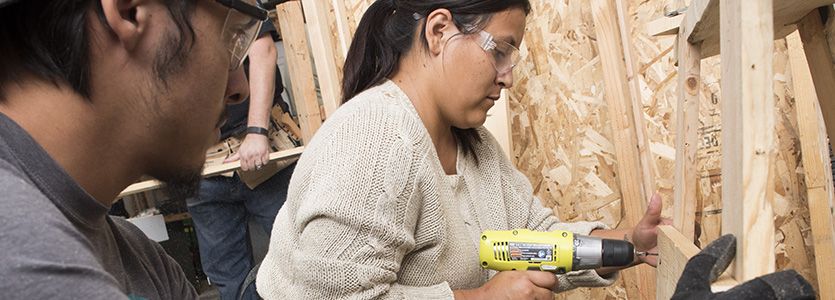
[0,0,266,298]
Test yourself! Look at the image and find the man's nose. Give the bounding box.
[225,67,249,104]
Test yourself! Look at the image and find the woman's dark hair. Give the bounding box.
[0,0,198,101]
[342,0,531,162]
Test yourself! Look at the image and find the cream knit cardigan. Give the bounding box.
[257,80,618,299]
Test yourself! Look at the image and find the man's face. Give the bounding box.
[142,0,254,198]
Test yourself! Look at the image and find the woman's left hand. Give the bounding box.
[631,194,673,267]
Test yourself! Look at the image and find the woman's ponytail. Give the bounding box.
[341,0,401,104]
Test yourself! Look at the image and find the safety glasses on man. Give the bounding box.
[214,0,268,70]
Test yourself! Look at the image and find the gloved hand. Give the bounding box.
[671,234,815,300]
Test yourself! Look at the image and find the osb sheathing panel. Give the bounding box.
[508,0,817,298]
[336,0,817,298]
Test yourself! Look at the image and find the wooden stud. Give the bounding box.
[592,1,656,298]
[798,8,835,161]
[118,147,305,198]
[276,1,323,143]
[720,0,776,282]
[788,27,835,299]
[331,0,352,58]
[591,0,647,226]
[683,0,835,58]
[615,0,657,210]
[302,0,343,119]
[681,0,719,56]
[647,14,685,37]
[674,32,700,243]
[657,225,739,299]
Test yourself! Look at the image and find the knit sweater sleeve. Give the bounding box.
[481,129,619,291]
[257,95,454,299]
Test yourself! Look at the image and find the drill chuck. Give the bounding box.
[572,235,635,270]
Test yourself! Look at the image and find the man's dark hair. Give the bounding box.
[0,0,198,101]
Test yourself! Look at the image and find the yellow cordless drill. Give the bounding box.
[479,229,637,274]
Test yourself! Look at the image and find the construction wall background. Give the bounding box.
[324,0,820,298]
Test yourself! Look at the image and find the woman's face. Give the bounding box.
[435,7,526,130]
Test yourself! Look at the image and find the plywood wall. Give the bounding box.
[326,0,819,297]
[507,0,818,298]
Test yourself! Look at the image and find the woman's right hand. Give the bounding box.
[452,270,558,300]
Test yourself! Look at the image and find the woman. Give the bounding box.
[257,0,668,298]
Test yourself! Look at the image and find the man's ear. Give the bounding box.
[424,8,456,57]
[100,0,151,51]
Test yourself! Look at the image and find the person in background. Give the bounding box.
[186,11,299,300]
[0,0,265,298]
[256,0,671,299]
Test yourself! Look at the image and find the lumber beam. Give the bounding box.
[720,0,776,282]
[301,0,342,119]
[798,8,835,164]
[673,33,700,243]
[275,1,323,143]
[118,147,305,198]
[647,14,685,37]
[681,0,718,56]
[330,0,352,58]
[592,1,656,298]
[791,15,835,298]
[591,0,648,226]
[615,0,657,211]
[683,0,835,58]
[656,225,739,299]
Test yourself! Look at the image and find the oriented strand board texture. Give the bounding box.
[508,0,818,298]
[338,0,817,297]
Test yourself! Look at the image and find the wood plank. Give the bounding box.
[613,1,658,296]
[330,0,352,58]
[615,0,656,211]
[720,0,776,282]
[798,8,835,165]
[681,0,718,56]
[593,2,658,297]
[276,1,323,143]
[791,16,835,298]
[683,0,835,58]
[647,14,685,36]
[591,0,647,227]
[301,0,342,119]
[657,225,739,299]
[673,33,700,243]
[118,147,305,198]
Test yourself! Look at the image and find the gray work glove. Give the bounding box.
[671,234,815,300]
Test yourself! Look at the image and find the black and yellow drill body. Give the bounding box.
[479,229,635,274]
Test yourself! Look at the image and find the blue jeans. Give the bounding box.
[187,163,295,300]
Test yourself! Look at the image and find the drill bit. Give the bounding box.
[636,252,658,256]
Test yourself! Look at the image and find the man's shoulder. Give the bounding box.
[0,161,61,219]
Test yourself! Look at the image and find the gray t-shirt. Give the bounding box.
[0,112,197,299]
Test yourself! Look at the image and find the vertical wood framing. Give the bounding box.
[614,0,657,208]
[719,0,776,281]
[331,0,352,58]
[276,1,323,143]
[674,32,701,243]
[798,8,835,162]
[592,1,656,298]
[591,0,647,227]
[301,0,343,119]
[789,24,835,299]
